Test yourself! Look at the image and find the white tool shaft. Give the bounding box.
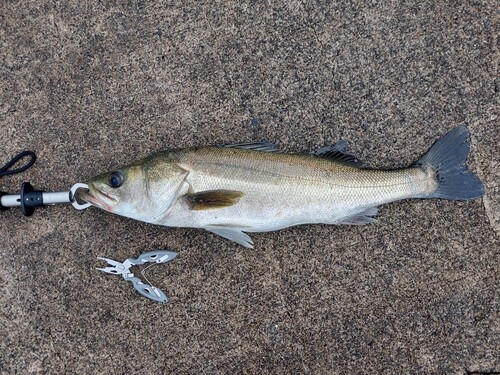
[0,191,71,207]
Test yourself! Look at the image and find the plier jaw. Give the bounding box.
[96,257,128,274]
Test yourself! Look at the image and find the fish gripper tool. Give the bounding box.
[0,151,91,214]
[97,250,178,303]
[0,181,91,215]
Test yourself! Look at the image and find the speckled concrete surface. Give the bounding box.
[0,1,498,374]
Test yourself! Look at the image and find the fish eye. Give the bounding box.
[109,171,124,188]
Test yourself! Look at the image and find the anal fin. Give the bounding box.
[337,206,378,225]
[205,226,254,248]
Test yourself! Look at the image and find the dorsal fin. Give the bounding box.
[222,142,279,152]
[311,141,365,167]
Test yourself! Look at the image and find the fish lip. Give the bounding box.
[85,183,118,210]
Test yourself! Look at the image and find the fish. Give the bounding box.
[78,126,484,248]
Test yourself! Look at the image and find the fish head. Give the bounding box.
[82,153,188,222]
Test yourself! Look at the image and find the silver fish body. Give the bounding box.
[159,148,434,229]
[81,127,484,247]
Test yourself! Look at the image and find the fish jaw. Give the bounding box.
[81,182,118,212]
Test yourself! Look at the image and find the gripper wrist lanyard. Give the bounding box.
[0,151,177,303]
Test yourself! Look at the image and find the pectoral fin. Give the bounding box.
[205,226,254,248]
[185,190,244,210]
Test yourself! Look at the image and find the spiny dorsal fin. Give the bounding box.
[222,142,279,152]
[185,190,244,210]
[311,141,365,167]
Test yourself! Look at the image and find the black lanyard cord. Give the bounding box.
[0,151,36,177]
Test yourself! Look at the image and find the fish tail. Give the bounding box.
[415,126,484,200]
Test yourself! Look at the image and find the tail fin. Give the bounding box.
[415,126,484,200]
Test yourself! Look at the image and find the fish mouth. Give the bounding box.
[79,183,118,210]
